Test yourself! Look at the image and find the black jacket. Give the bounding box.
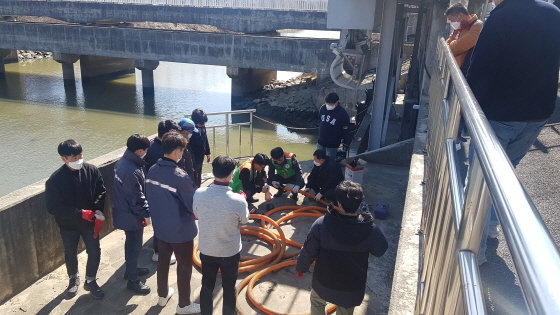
[145,138,163,172]
[45,163,106,231]
[466,0,560,122]
[296,207,388,308]
[306,156,344,195]
[177,146,196,181]
[189,127,211,165]
[318,104,350,148]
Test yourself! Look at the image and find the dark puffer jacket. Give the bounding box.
[296,207,388,308]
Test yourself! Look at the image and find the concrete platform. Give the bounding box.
[0,160,409,315]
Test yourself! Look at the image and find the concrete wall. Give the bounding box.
[0,22,334,74]
[0,147,125,305]
[80,55,135,80]
[0,1,328,34]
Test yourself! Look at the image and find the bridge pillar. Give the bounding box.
[226,67,277,108]
[79,55,134,82]
[0,49,11,76]
[53,53,80,86]
[134,60,160,95]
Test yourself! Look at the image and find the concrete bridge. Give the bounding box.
[0,0,329,33]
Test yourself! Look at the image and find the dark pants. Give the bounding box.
[200,252,240,315]
[153,235,159,253]
[242,176,265,200]
[194,159,203,187]
[59,228,101,280]
[157,239,194,308]
[273,174,305,189]
[124,228,144,281]
[308,186,337,203]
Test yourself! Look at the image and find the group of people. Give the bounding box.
[445,0,560,264]
[44,97,388,315]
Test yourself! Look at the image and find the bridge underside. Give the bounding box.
[0,1,328,34]
[0,22,333,73]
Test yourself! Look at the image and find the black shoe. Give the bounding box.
[247,197,259,203]
[66,277,80,299]
[124,268,150,280]
[84,280,104,299]
[127,280,151,295]
[274,190,285,198]
[291,193,298,201]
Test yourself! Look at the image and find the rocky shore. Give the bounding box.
[17,50,52,61]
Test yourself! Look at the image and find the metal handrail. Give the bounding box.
[416,37,560,314]
[186,109,255,162]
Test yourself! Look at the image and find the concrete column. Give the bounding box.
[0,49,11,76]
[134,60,160,95]
[79,55,135,82]
[53,53,80,86]
[369,0,398,150]
[226,67,277,108]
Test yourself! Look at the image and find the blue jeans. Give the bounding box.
[59,228,101,280]
[479,119,547,256]
[124,228,144,281]
[316,143,338,160]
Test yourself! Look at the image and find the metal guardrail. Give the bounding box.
[42,0,328,11]
[186,109,255,162]
[416,38,560,314]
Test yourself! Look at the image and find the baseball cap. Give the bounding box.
[178,118,199,132]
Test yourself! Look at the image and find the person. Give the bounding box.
[177,118,198,183]
[466,0,560,264]
[193,155,250,315]
[267,147,305,201]
[146,131,200,314]
[445,3,483,74]
[144,119,179,265]
[45,139,106,299]
[317,93,350,160]
[304,149,345,203]
[112,134,151,295]
[296,181,388,315]
[229,153,271,203]
[190,109,212,187]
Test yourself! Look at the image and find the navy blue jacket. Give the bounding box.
[145,138,163,172]
[318,104,350,148]
[112,149,150,231]
[146,157,198,243]
[189,127,211,165]
[45,163,106,231]
[466,0,560,122]
[296,207,388,308]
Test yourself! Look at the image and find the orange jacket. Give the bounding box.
[446,14,483,67]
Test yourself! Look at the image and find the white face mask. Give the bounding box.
[313,161,321,167]
[141,153,147,159]
[187,133,193,139]
[326,105,336,111]
[67,159,83,170]
[450,21,460,30]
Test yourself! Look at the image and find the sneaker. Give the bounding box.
[176,303,201,314]
[273,190,285,198]
[291,193,298,201]
[488,225,499,238]
[158,287,174,306]
[127,279,151,295]
[123,268,150,280]
[84,280,104,299]
[65,277,80,299]
[152,253,177,265]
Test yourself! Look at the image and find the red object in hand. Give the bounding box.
[239,191,247,200]
[93,217,105,238]
[141,220,147,227]
[296,272,304,278]
[81,210,95,222]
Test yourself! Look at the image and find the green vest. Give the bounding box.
[230,159,253,193]
[274,157,296,179]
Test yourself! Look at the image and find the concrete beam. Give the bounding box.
[79,55,135,81]
[0,22,333,74]
[135,60,160,95]
[0,1,328,33]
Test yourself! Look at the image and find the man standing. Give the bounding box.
[190,109,212,187]
[466,0,560,263]
[445,3,483,74]
[45,139,106,299]
[296,181,388,315]
[268,147,305,201]
[112,134,151,294]
[194,155,249,315]
[146,131,200,314]
[304,149,345,203]
[144,120,179,264]
[317,92,350,159]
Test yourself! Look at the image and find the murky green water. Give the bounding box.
[0,59,319,197]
